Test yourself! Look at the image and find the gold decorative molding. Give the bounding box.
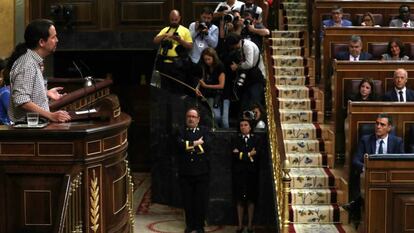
[90,170,100,233]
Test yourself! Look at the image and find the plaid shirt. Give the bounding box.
[8,49,49,122]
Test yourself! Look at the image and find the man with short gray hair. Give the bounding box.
[336,35,372,61]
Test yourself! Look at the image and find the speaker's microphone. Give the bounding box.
[72,61,84,79]
[79,60,93,77]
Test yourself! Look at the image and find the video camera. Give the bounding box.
[197,22,209,36]
[223,14,239,23]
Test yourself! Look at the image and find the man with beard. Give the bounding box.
[7,19,71,123]
[189,7,219,64]
[390,5,414,27]
[153,10,193,94]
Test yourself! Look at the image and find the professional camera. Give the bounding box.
[160,39,173,56]
[243,110,256,120]
[223,14,235,23]
[244,19,252,26]
[197,22,209,36]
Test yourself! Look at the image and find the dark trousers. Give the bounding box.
[179,173,209,231]
[157,60,187,95]
[240,81,264,112]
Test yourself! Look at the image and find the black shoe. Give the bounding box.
[342,200,357,212]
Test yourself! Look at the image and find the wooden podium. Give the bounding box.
[0,79,133,233]
[364,154,414,233]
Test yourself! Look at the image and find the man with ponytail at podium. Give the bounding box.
[7,19,71,123]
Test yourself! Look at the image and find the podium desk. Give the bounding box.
[0,113,133,233]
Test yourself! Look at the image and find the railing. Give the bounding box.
[264,38,290,232]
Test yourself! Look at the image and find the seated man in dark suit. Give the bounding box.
[336,35,372,61]
[383,68,414,101]
[345,113,404,222]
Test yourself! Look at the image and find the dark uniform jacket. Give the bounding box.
[176,126,210,176]
[232,133,261,173]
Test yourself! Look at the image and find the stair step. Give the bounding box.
[271,30,301,38]
[270,38,302,47]
[290,204,346,223]
[290,167,335,188]
[286,24,308,31]
[286,152,327,167]
[271,46,303,56]
[284,139,322,154]
[276,85,310,99]
[279,109,318,123]
[278,98,312,110]
[273,56,304,66]
[286,16,308,25]
[274,75,308,86]
[273,66,305,76]
[282,2,306,9]
[289,223,351,233]
[291,188,339,205]
[281,123,320,139]
[285,10,307,17]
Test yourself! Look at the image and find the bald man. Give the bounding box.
[383,68,414,101]
[154,10,193,94]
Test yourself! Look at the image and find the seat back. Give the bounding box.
[368,43,388,60]
[331,43,348,59]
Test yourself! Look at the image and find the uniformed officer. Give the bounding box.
[176,107,210,233]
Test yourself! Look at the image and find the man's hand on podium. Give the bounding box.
[49,110,71,123]
[47,87,67,101]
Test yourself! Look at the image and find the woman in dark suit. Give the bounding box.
[348,77,378,102]
[231,119,261,233]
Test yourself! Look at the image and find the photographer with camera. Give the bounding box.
[189,7,219,64]
[242,102,266,129]
[153,10,193,94]
[195,48,228,128]
[225,33,265,114]
[240,10,269,52]
[213,0,245,20]
[240,0,263,22]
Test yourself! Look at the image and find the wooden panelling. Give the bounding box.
[24,190,52,225]
[112,172,127,214]
[114,0,173,30]
[370,171,387,183]
[28,0,224,31]
[1,143,35,156]
[391,171,414,183]
[392,192,414,233]
[87,140,102,156]
[103,134,121,152]
[38,142,74,156]
[368,188,387,233]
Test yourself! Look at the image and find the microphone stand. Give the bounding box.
[156,70,216,131]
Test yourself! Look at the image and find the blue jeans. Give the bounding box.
[207,98,222,128]
[221,99,230,128]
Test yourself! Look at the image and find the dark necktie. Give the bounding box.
[378,140,384,154]
[404,23,408,28]
[399,91,404,102]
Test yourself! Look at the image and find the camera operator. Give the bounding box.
[213,0,245,20]
[240,0,263,22]
[189,7,219,64]
[225,33,265,113]
[240,10,269,52]
[242,103,266,129]
[153,10,193,94]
